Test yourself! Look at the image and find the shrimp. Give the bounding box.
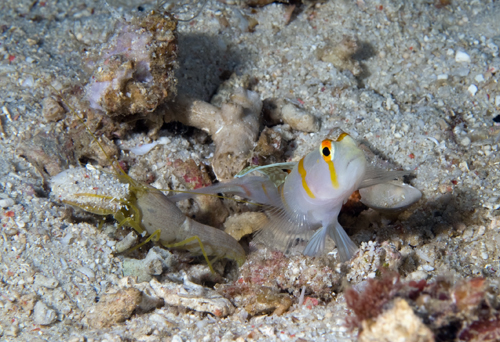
[48,86,245,274]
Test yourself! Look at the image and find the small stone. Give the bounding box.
[85,288,142,328]
[34,275,59,289]
[42,97,65,122]
[437,74,448,80]
[281,104,319,132]
[455,51,471,63]
[474,74,485,83]
[224,212,267,241]
[0,198,14,208]
[460,137,471,146]
[481,252,489,260]
[468,84,478,96]
[495,95,500,106]
[33,301,57,325]
[115,232,138,253]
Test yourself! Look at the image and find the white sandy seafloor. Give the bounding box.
[1,0,500,341]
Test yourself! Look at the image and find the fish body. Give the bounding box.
[170,129,420,262]
[274,133,366,260]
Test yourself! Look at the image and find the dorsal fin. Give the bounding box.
[236,162,297,187]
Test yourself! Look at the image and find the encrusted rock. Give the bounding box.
[85,12,178,135]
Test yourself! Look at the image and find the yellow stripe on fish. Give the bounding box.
[298,157,315,199]
[320,139,339,189]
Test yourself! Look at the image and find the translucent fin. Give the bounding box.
[254,204,313,253]
[359,165,412,189]
[169,176,281,206]
[328,222,358,262]
[302,226,329,257]
[236,162,297,187]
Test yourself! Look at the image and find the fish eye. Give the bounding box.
[320,139,334,161]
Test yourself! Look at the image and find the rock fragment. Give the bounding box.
[123,247,174,283]
[148,278,235,317]
[455,51,471,63]
[224,212,267,241]
[358,299,434,342]
[42,97,65,122]
[85,288,143,329]
[263,98,319,132]
[33,301,57,326]
[34,275,59,289]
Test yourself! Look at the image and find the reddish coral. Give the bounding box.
[345,270,401,329]
[452,278,486,312]
[459,315,500,342]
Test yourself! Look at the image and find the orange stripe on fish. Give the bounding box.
[298,157,315,198]
[336,132,349,141]
[320,140,339,189]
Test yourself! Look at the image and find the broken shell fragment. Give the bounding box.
[359,181,422,211]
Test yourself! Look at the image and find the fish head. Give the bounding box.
[300,131,367,201]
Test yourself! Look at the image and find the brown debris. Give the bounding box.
[317,36,362,76]
[85,288,143,329]
[224,212,268,241]
[172,159,229,227]
[18,130,76,181]
[42,97,65,122]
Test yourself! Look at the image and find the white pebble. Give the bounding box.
[474,74,484,83]
[421,265,435,272]
[495,95,500,106]
[437,74,448,80]
[77,267,95,280]
[455,51,471,63]
[172,335,183,342]
[481,252,489,260]
[468,84,478,96]
[34,275,59,289]
[0,198,14,208]
[33,301,57,325]
[461,137,471,146]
